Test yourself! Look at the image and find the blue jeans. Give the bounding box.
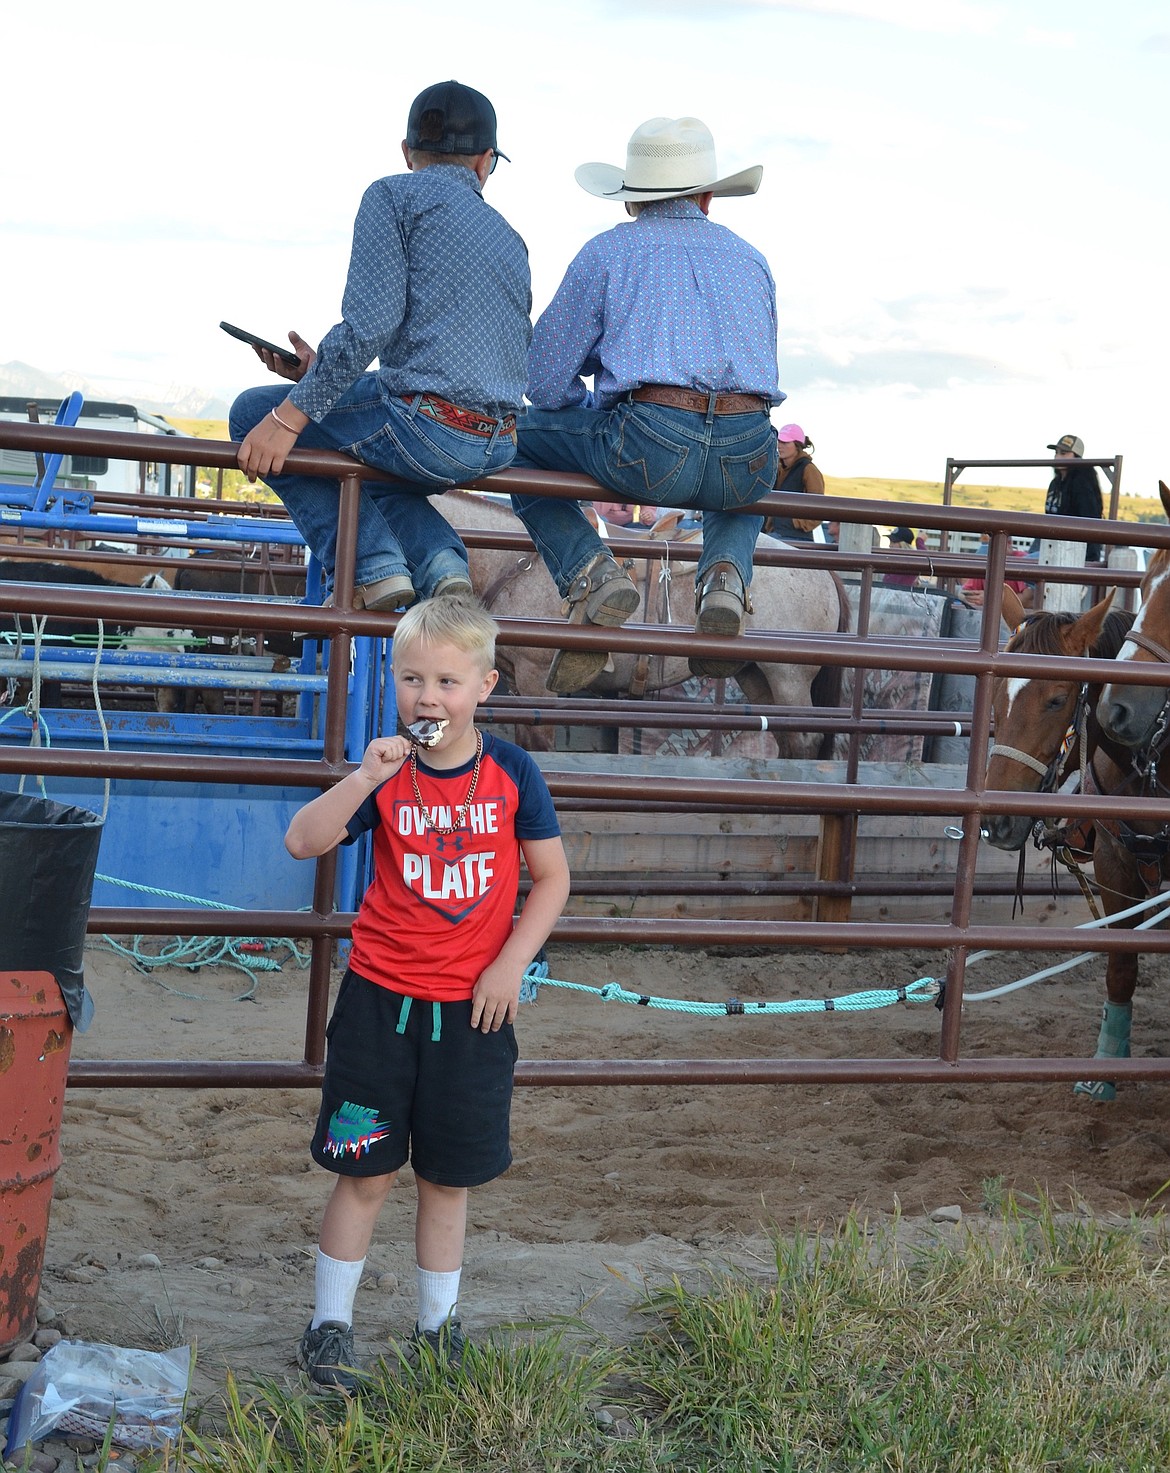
[229,377,518,597]
[509,399,778,595]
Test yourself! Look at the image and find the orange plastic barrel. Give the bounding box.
[0,971,73,1354]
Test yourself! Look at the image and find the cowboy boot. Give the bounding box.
[689,561,751,678]
[546,552,639,694]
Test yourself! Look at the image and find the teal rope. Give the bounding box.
[94,872,310,997]
[522,967,939,1016]
[98,873,247,910]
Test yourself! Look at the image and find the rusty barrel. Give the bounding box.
[0,973,72,1352]
[0,793,103,1353]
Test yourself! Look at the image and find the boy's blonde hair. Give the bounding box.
[391,595,498,671]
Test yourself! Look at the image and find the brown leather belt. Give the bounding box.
[630,384,769,415]
[405,393,517,438]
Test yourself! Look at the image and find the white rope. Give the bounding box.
[964,888,1170,1000]
[91,618,111,820]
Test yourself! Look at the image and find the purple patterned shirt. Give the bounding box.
[290,164,531,422]
[526,198,782,411]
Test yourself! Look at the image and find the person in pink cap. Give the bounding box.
[762,424,825,544]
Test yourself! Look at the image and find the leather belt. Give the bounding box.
[630,384,769,415]
[406,393,517,438]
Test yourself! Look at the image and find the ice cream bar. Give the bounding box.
[408,718,448,748]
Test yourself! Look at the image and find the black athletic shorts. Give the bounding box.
[309,968,518,1187]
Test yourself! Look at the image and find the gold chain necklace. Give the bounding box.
[409,731,483,836]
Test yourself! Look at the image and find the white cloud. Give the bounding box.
[618,0,1003,35]
[1021,25,1078,47]
[2,0,1166,503]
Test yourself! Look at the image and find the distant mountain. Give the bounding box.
[0,360,230,421]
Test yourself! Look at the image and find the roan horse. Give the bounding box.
[438,489,845,759]
[983,589,1148,1099]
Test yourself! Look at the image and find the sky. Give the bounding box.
[3,0,1167,499]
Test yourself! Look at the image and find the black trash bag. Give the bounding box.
[0,791,103,1031]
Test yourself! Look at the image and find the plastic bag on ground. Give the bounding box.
[4,1339,192,1455]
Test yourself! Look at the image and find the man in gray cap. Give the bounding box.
[231,81,531,610]
[508,116,784,691]
[1037,433,1103,562]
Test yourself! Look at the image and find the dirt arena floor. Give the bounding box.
[38,937,1170,1399]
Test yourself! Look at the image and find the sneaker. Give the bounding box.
[400,1315,468,1372]
[547,553,639,695]
[297,1320,362,1392]
[433,573,475,599]
[689,562,749,678]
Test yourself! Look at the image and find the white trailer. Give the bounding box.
[0,397,196,499]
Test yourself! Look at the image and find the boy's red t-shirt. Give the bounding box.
[343,731,560,1002]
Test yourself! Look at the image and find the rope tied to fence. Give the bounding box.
[522,968,939,1015]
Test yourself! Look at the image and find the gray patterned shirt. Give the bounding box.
[290,164,532,422]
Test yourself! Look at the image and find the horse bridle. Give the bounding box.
[988,683,1091,796]
[1108,628,1170,784]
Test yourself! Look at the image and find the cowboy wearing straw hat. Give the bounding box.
[508,116,785,691]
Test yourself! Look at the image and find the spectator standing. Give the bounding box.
[881,525,919,589]
[1031,433,1103,563]
[762,424,824,544]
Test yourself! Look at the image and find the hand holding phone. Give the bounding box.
[220,321,301,368]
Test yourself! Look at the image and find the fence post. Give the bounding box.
[1039,539,1087,613]
[1109,545,1139,614]
[837,521,874,561]
[816,516,870,931]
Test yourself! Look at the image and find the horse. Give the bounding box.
[983,587,1160,1099]
[0,559,180,711]
[1075,480,1170,1094]
[437,489,845,759]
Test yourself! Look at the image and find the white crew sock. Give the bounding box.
[416,1266,462,1332]
[311,1248,365,1329]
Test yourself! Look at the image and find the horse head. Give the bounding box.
[1097,481,1170,749]
[984,592,1116,850]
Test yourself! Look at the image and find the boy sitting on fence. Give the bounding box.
[284,596,570,1387]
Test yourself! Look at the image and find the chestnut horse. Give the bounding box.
[1082,479,1170,1095]
[984,591,1148,1099]
[438,490,844,759]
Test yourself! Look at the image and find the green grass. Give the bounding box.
[824,474,1163,525]
[127,1196,1170,1473]
[159,416,275,504]
[163,420,1166,525]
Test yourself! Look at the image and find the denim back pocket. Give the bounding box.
[610,408,693,504]
[718,433,780,510]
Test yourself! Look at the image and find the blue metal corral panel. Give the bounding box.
[0,712,325,911]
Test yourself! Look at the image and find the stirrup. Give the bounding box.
[562,553,639,628]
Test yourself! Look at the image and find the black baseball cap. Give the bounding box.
[406,80,510,161]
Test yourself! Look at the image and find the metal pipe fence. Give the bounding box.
[2,419,1169,1091]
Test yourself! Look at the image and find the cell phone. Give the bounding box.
[219,321,300,368]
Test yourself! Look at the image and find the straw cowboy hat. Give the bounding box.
[575,117,763,203]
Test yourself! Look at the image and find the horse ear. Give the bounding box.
[1160,481,1170,520]
[1071,591,1115,654]
[1000,585,1027,631]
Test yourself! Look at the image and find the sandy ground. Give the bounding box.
[35,937,1170,1401]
